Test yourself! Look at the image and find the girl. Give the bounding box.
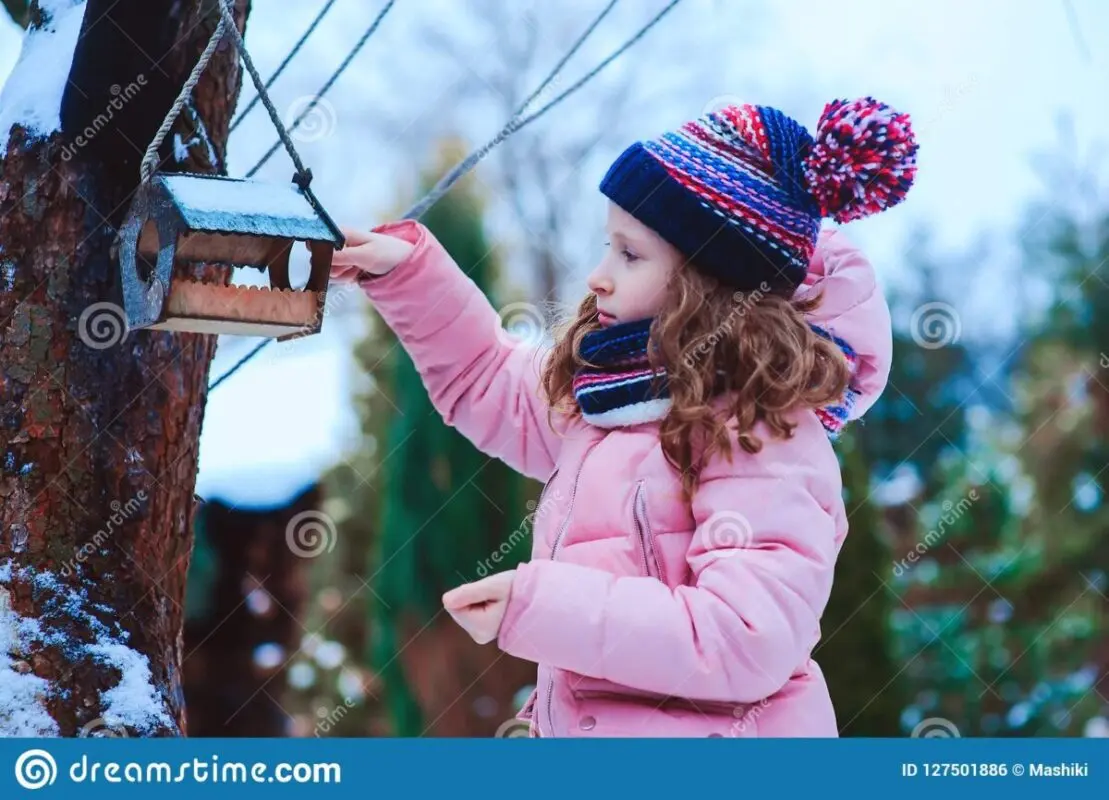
[331,97,917,737]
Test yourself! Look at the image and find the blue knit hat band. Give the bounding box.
[599,142,801,292]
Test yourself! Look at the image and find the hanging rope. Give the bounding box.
[246,0,398,178]
[209,0,685,392]
[140,0,321,187]
[229,0,341,134]
[405,0,620,220]
[208,0,622,395]
[215,0,314,187]
[140,12,229,182]
[513,0,682,134]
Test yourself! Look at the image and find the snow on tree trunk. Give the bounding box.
[0,0,251,737]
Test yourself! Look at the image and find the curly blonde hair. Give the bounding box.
[541,264,851,502]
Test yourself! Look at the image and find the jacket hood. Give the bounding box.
[798,226,893,423]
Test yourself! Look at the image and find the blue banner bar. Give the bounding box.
[0,738,1104,798]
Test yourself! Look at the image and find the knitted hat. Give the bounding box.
[598,97,918,291]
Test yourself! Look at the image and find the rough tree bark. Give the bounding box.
[0,0,250,736]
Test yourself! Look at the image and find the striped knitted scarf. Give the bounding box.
[572,318,860,438]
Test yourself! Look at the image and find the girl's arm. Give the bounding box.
[357,220,568,481]
[495,427,838,704]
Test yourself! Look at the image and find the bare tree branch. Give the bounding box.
[2,0,29,27]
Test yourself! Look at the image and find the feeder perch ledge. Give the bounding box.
[115,173,345,340]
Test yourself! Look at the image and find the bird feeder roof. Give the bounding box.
[150,173,344,245]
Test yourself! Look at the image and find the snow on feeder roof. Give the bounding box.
[115,173,344,340]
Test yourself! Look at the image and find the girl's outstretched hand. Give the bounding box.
[328,225,414,283]
[442,570,516,645]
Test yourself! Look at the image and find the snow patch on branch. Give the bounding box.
[0,560,175,736]
[0,0,87,147]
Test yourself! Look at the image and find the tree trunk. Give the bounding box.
[0,0,249,737]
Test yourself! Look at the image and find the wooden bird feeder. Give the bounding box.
[115,173,345,340]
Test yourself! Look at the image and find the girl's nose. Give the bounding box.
[587,266,613,296]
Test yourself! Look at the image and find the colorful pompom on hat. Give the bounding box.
[598,97,918,292]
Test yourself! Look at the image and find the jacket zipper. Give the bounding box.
[534,467,559,522]
[543,442,596,737]
[633,480,662,580]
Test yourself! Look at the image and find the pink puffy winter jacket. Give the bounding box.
[360,219,892,738]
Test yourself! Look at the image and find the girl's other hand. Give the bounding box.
[327,225,415,283]
[442,570,516,645]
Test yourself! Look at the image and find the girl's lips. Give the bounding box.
[598,311,617,327]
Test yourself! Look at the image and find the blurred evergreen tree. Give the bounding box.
[857,230,976,497]
[354,136,540,736]
[818,430,907,735]
[885,137,1109,737]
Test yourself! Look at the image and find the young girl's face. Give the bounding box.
[588,201,682,327]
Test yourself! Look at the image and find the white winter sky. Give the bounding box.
[1,0,1107,506]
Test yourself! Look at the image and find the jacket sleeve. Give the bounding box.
[496,432,838,703]
[358,219,568,482]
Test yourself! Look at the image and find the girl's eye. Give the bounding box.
[622,248,640,263]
